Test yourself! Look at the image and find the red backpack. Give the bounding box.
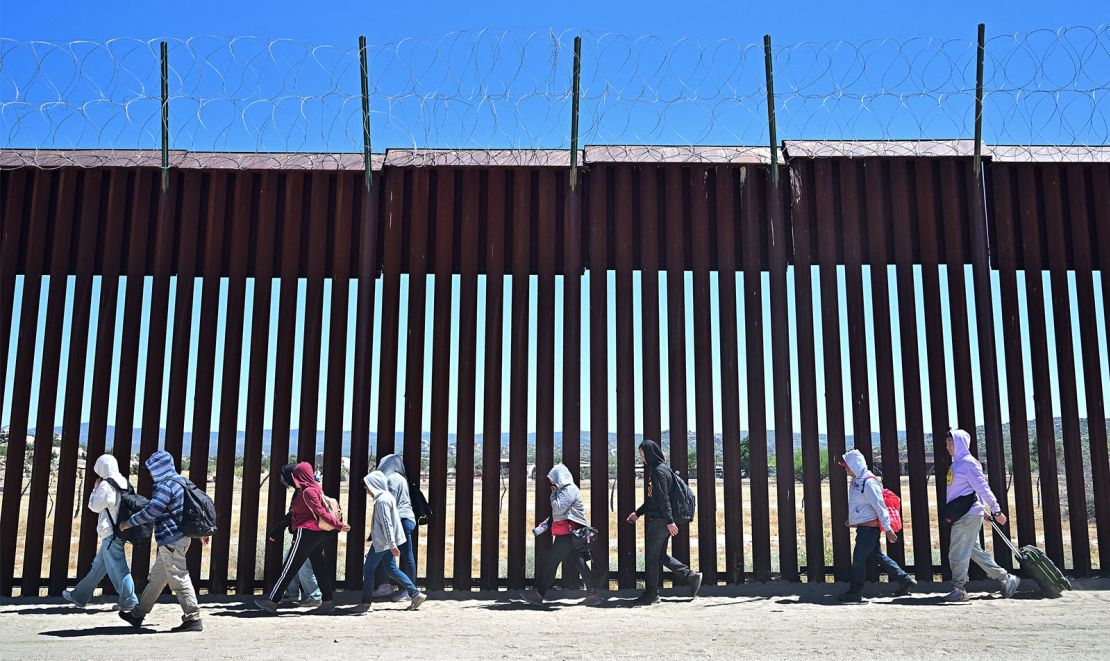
[867,476,903,533]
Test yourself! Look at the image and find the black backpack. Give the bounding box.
[104,479,153,545]
[669,469,697,524]
[410,483,432,526]
[174,477,218,538]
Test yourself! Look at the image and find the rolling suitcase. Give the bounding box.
[990,520,1072,598]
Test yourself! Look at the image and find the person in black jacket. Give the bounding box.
[267,463,322,607]
[626,440,703,605]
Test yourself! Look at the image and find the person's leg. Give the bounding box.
[866,533,911,584]
[643,519,670,595]
[297,556,322,601]
[400,518,418,581]
[948,512,980,592]
[361,548,388,603]
[969,538,1010,581]
[162,538,200,622]
[535,535,576,596]
[266,528,317,603]
[305,537,334,602]
[68,537,111,606]
[571,538,597,594]
[131,544,171,620]
[660,548,694,586]
[102,537,139,609]
[848,527,877,592]
[384,554,420,597]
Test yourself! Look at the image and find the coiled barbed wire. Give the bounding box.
[1,26,1107,169]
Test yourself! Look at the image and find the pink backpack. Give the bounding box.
[867,476,903,533]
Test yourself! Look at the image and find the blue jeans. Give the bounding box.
[849,526,910,590]
[375,517,418,587]
[362,548,419,603]
[70,536,138,609]
[282,545,322,602]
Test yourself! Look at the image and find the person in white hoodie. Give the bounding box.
[62,455,139,610]
[836,449,916,602]
[354,471,427,613]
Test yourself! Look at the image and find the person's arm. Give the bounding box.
[126,482,171,527]
[967,462,1003,517]
[303,488,344,530]
[864,478,892,532]
[652,466,674,524]
[268,511,292,541]
[87,481,112,514]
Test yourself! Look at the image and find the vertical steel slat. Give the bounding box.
[839,162,874,464]
[587,172,611,588]
[507,169,532,589]
[164,172,202,461]
[297,173,330,463]
[939,162,978,444]
[534,170,557,580]
[663,166,691,564]
[639,167,663,449]
[374,170,406,458]
[560,178,584,588]
[0,168,29,424]
[614,165,638,588]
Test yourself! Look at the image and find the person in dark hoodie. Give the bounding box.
[355,471,427,613]
[370,453,418,602]
[943,429,1021,601]
[117,450,205,632]
[255,461,349,614]
[519,464,603,607]
[267,463,323,607]
[626,440,703,606]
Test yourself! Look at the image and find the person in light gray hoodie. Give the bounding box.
[62,455,139,611]
[836,449,916,602]
[519,464,602,606]
[370,454,418,602]
[355,471,427,613]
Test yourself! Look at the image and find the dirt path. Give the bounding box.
[3,580,1108,659]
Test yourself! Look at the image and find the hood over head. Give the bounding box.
[841,449,868,477]
[144,450,178,482]
[363,470,390,497]
[94,454,127,489]
[548,464,575,489]
[377,454,406,478]
[290,462,317,490]
[639,440,667,468]
[949,428,972,461]
[280,463,298,488]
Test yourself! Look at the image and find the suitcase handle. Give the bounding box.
[989,519,1022,561]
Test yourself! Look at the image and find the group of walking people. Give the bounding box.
[60,427,1023,631]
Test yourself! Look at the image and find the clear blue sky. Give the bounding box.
[3,1,1109,446]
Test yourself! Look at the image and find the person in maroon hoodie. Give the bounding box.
[255,462,348,614]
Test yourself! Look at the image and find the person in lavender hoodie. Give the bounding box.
[943,428,1021,602]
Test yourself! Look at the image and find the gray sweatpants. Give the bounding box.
[132,537,201,622]
[949,511,1009,590]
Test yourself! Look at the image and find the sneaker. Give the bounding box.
[689,572,704,598]
[254,598,279,614]
[299,598,323,608]
[170,619,204,633]
[408,592,427,611]
[1001,574,1021,598]
[580,593,604,607]
[633,592,660,606]
[61,589,84,609]
[118,611,145,628]
[837,590,863,603]
[519,590,544,606]
[943,588,969,602]
[351,602,373,614]
[895,577,917,597]
[372,584,397,598]
[310,601,335,615]
[391,591,412,603]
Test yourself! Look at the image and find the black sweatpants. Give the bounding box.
[266,528,335,602]
[644,517,694,594]
[534,533,596,596]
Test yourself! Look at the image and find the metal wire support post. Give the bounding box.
[973,23,985,177]
[569,36,582,191]
[160,40,169,193]
[763,35,779,186]
[358,36,373,192]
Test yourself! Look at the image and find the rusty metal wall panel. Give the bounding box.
[49,169,104,593]
[1064,164,1110,571]
[1015,164,1066,567]
[663,166,691,565]
[22,170,77,596]
[374,170,406,459]
[587,171,611,588]
[714,166,744,584]
[452,168,480,590]
[690,166,718,582]
[534,170,557,581]
[560,183,584,588]
[1043,165,1091,574]
[507,169,532,589]
[164,172,203,460]
[346,180,381,589]
[638,168,662,454]
[990,165,1037,549]
[428,168,455,591]
[0,169,29,410]
[613,165,637,588]
[263,172,305,586]
[237,172,279,593]
[297,174,329,463]
[480,169,507,590]
[813,160,850,581]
